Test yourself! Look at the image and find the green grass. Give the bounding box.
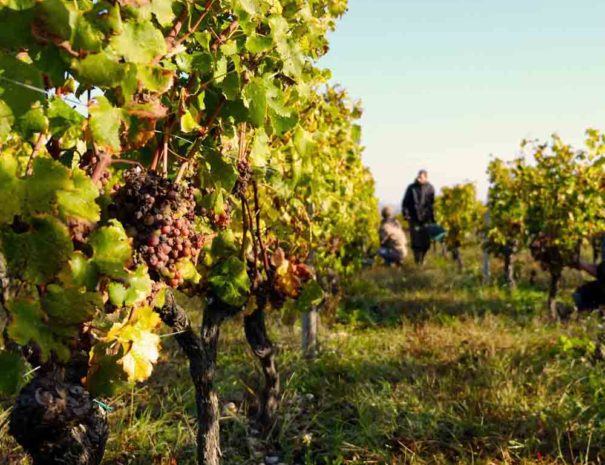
[3,247,605,464]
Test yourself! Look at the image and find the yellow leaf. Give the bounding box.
[104,306,161,383]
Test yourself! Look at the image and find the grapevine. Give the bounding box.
[0,1,379,464]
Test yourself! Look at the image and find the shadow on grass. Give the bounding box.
[289,337,605,465]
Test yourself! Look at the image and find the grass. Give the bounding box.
[3,246,605,464]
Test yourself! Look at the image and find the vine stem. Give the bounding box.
[175,161,188,184]
[179,97,227,167]
[211,20,239,53]
[243,196,259,285]
[26,132,46,175]
[91,151,112,186]
[252,180,271,274]
[155,0,215,64]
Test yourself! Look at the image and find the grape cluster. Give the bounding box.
[111,169,204,287]
[201,205,232,229]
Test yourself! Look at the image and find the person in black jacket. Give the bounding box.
[402,170,435,265]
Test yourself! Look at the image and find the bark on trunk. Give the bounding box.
[158,293,236,465]
[244,307,280,432]
[195,301,224,465]
[548,271,561,321]
[9,369,108,465]
[302,307,319,359]
[503,251,516,288]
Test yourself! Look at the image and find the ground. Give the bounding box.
[2,247,605,464]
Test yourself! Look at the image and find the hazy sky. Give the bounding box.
[320,0,605,205]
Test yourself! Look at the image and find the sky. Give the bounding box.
[319,0,605,205]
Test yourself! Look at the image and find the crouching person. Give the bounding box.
[572,260,605,312]
[378,207,408,266]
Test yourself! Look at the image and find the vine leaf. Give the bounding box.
[108,265,152,307]
[42,283,102,325]
[89,96,122,153]
[24,157,71,215]
[57,169,101,222]
[243,78,267,127]
[90,219,132,279]
[1,215,73,285]
[110,20,167,64]
[105,306,161,383]
[59,251,98,290]
[73,50,126,88]
[209,256,250,306]
[0,351,25,395]
[7,297,70,361]
[0,153,23,224]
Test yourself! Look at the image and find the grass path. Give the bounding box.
[2,255,605,464]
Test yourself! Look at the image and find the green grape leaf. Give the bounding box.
[1,215,73,285]
[214,55,227,83]
[24,157,71,215]
[108,282,128,307]
[209,256,250,307]
[72,50,126,87]
[86,350,130,397]
[110,20,167,64]
[90,219,132,279]
[295,280,324,312]
[180,109,200,133]
[269,109,297,136]
[42,284,102,325]
[0,99,14,142]
[249,128,268,167]
[6,297,70,361]
[191,52,212,72]
[0,153,23,224]
[59,251,98,290]
[176,259,201,284]
[0,52,44,117]
[136,65,174,94]
[56,169,101,222]
[47,97,85,138]
[36,0,79,44]
[18,104,48,137]
[89,96,122,153]
[150,0,175,26]
[245,34,273,53]
[0,351,25,395]
[236,0,259,15]
[201,151,238,191]
[0,8,35,49]
[109,265,152,307]
[221,71,241,101]
[123,266,152,306]
[293,126,315,158]
[243,78,267,127]
[210,230,239,259]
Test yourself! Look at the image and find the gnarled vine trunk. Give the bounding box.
[158,293,236,465]
[9,368,108,465]
[452,248,464,271]
[244,307,280,432]
[503,250,516,288]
